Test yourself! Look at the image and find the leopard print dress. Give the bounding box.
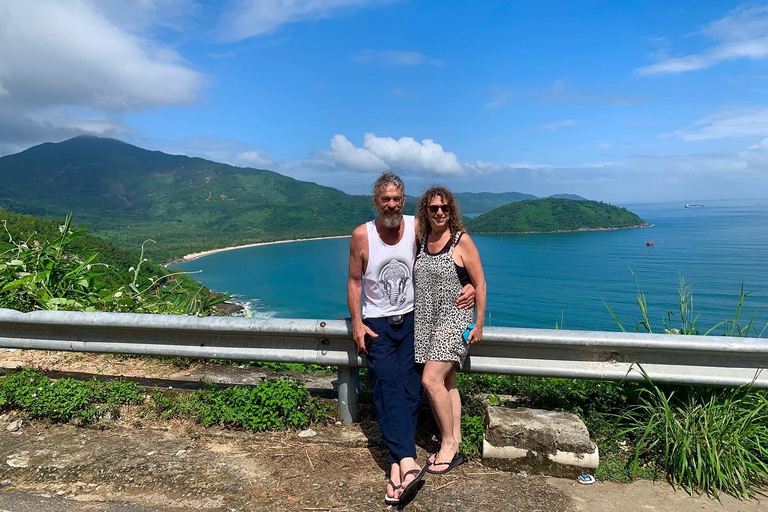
[414,231,475,369]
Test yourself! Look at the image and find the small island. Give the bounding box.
[465,198,648,234]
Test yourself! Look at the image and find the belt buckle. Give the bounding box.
[387,314,404,327]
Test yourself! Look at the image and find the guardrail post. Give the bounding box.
[337,365,359,424]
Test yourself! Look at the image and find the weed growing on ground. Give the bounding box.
[153,378,332,432]
[0,368,143,422]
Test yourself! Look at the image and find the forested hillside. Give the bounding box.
[466,198,647,233]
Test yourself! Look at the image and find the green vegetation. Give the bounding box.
[466,198,647,234]
[0,368,331,432]
[618,370,768,499]
[0,368,144,422]
[153,379,331,432]
[601,278,768,498]
[0,210,229,315]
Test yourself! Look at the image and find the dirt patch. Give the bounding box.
[0,417,569,512]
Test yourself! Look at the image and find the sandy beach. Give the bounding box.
[179,235,351,262]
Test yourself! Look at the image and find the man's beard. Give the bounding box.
[380,210,402,228]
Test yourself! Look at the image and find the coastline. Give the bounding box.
[172,235,352,264]
[167,223,649,265]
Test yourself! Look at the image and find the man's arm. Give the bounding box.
[347,225,377,354]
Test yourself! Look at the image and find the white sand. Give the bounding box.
[180,235,351,262]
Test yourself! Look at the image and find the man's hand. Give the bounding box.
[455,283,476,310]
[353,322,378,354]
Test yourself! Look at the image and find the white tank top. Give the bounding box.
[362,215,416,319]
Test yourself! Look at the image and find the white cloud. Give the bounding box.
[327,133,464,175]
[538,119,578,131]
[0,0,205,151]
[352,50,443,66]
[219,0,398,41]
[153,136,273,168]
[96,0,201,32]
[670,106,768,141]
[328,134,387,172]
[637,5,768,75]
[0,1,205,111]
[234,150,274,168]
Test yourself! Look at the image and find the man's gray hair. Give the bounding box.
[372,172,405,198]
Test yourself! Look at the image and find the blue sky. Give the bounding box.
[2,1,768,202]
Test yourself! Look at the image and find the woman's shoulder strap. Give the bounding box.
[448,231,463,255]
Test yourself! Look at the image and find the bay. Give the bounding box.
[172,199,768,334]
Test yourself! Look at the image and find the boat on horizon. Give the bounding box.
[685,203,704,208]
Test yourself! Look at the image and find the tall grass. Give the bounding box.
[618,366,768,499]
[605,274,768,498]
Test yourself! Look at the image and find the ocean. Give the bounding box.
[172,199,768,334]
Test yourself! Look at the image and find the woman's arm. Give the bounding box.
[457,233,486,343]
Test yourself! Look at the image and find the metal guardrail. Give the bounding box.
[1,308,767,424]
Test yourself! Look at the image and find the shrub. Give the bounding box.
[154,378,330,432]
[0,368,143,422]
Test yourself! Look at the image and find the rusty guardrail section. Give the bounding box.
[1,308,767,423]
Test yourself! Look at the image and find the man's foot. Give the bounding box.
[385,463,401,503]
[384,479,401,505]
[398,466,427,503]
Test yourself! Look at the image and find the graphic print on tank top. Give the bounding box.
[373,259,412,307]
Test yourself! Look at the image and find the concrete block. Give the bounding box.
[482,406,598,477]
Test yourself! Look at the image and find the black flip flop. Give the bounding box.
[384,479,401,505]
[398,466,427,503]
[426,452,465,475]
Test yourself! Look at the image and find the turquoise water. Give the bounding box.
[172,199,768,333]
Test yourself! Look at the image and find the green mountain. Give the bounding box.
[0,136,375,261]
[466,198,647,234]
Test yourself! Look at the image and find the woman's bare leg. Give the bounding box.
[422,361,459,464]
[445,370,462,446]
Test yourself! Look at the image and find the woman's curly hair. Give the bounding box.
[416,186,466,241]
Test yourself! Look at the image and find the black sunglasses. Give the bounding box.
[428,204,451,214]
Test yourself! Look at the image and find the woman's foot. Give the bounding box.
[432,442,459,467]
[426,442,462,474]
[426,452,464,475]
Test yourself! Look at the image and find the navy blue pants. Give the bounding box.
[364,312,422,464]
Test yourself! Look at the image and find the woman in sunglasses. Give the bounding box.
[413,186,487,475]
